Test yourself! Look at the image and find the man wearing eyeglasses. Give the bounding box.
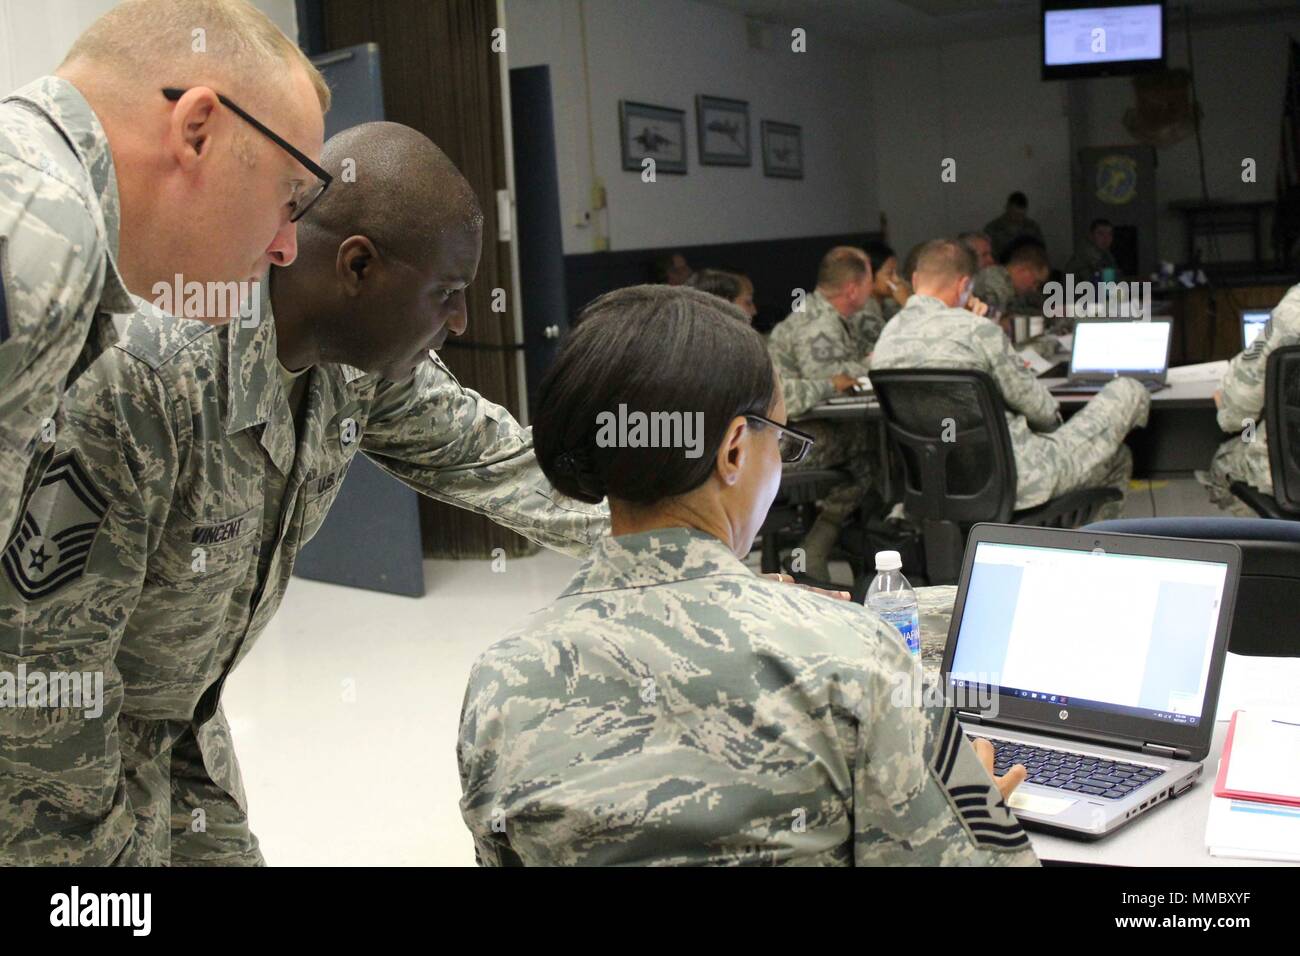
[0,121,614,866]
[0,0,329,554]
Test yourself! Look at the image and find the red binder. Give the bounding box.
[1213,710,1300,807]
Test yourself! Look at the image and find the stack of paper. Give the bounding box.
[1167,360,1229,385]
[1206,796,1300,862]
[1205,711,1300,861]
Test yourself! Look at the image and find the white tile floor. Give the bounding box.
[224,477,1234,866]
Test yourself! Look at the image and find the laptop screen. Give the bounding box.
[1070,320,1171,376]
[1241,308,1270,350]
[948,540,1229,727]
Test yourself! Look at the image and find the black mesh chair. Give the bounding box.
[871,368,1121,585]
[755,469,847,574]
[1086,517,1300,657]
[1230,345,1300,519]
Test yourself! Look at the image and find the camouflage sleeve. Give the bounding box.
[768,335,835,419]
[456,659,514,867]
[1217,339,1267,434]
[0,345,182,864]
[1216,291,1300,437]
[360,356,609,557]
[975,320,1060,431]
[854,637,1038,866]
[790,314,871,382]
[0,163,108,547]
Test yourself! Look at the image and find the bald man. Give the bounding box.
[872,239,1149,518]
[767,247,883,581]
[0,122,608,865]
[0,0,328,551]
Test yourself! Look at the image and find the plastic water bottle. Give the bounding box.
[865,550,920,656]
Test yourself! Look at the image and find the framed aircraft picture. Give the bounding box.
[620,101,687,175]
[696,95,750,166]
[761,120,803,179]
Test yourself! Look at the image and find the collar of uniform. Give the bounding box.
[224,279,296,474]
[340,364,368,384]
[558,526,749,598]
[5,76,134,315]
[903,294,948,315]
[808,288,835,318]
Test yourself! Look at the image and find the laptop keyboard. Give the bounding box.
[1049,379,1166,394]
[973,736,1167,799]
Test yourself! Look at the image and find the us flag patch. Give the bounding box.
[2,451,109,600]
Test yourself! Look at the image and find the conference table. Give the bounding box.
[800,376,1221,479]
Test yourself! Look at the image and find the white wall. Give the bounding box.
[503,0,878,254]
[1076,14,1300,265]
[870,30,1074,265]
[870,13,1300,267]
[0,0,298,93]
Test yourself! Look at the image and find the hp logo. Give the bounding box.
[1059,709,1069,720]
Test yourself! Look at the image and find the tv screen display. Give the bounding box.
[1042,2,1165,80]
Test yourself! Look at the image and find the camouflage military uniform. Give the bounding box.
[0,284,608,866]
[1063,240,1118,280]
[1202,283,1300,513]
[768,291,879,525]
[458,527,1037,866]
[972,265,1044,319]
[983,212,1044,261]
[871,295,1149,515]
[0,77,135,549]
[972,265,1016,315]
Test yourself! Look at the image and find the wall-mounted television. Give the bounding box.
[1041,1,1166,81]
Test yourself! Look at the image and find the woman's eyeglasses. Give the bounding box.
[747,414,816,464]
[162,87,332,222]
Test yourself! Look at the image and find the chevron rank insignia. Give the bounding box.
[2,451,109,600]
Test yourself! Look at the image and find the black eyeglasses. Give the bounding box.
[162,87,331,222]
[747,414,816,464]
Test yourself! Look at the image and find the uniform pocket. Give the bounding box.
[145,507,258,593]
[0,635,124,838]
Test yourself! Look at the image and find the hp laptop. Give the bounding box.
[1048,319,1172,394]
[942,523,1240,840]
[1241,308,1270,351]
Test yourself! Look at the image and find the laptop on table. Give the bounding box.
[941,523,1241,840]
[1046,319,1172,394]
[1241,308,1270,351]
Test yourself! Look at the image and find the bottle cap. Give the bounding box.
[874,550,901,571]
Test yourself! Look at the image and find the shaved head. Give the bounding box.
[914,239,976,284]
[60,0,329,118]
[307,121,484,264]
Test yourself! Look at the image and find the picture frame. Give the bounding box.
[761,120,803,179]
[620,100,687,175]
[695,95,750,166]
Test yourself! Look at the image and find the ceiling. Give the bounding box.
[698,0,1300,51]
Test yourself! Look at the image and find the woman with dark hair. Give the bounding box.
[687,267,757,322]
[863,239,911,325]
[457,285,1034,867]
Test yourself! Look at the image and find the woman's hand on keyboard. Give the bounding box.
[971,737,1028,802]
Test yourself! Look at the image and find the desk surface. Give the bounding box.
[1030,720,1293,867]
[1041,377,1218,409]
[799,378,1218,421]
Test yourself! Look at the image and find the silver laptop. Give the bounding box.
[942,524,1240,840]
[1048,319,1172,394]
[1241,308,1270,351]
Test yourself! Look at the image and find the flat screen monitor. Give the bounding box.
[1241,308,1271,351]
[1042,1,1166,80]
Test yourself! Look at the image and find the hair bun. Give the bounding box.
[554,447,607,501]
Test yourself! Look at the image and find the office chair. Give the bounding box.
[755,468,847,574]
[1085,517,1300,657]
[871,368,1121,585]
[1230,345,1300,519]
